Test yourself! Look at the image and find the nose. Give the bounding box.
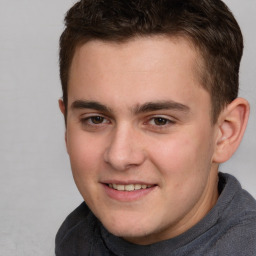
[103,125,146,171]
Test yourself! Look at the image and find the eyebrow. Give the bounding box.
[133,101,190,114]
[71,100,112,113]
[70,100,190,114]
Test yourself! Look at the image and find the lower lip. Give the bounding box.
[102,184,156,202]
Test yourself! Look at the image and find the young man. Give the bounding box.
[56,0,256,255]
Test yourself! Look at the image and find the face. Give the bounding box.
[63,36,220,245]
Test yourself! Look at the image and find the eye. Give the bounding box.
[89,116,105,124]
[152,117,169,126]
[80,115,110,128]
[148,117,173,126]
[145,115,176,132]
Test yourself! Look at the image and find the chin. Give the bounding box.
[100,214,158,243]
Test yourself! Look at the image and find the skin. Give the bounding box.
[59,36,248,245]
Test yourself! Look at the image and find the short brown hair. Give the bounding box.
[59,0,243,123]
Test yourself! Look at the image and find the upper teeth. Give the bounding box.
[108,184,152,191]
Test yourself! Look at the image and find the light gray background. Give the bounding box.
[0,1,255,255]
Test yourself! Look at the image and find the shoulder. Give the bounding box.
[55,202,99,256]
[215,173,256,255]
[218,172,256,220]
[215,216,256,255]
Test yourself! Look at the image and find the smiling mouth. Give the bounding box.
[107,184,154,191]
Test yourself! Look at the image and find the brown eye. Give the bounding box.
[90,116,105,124]
[153,117,168,126]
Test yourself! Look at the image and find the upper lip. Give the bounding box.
[101,180,156,186]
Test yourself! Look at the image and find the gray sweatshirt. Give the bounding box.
[55,173,256,255]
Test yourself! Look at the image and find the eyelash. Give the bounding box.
[80,115,176,130]
[80,115,110,127]
[147,117,175,126]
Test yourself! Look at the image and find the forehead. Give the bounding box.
[70,35,200,78]
[68,36,210,114]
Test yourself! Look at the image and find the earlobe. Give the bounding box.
[213,98,250,163]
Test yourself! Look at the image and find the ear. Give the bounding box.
[58,99,65,115]
[212,98,250,163]
[58,99,68,150]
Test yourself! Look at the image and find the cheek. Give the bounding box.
[66,131,107,206]
[148,129,214,180]
[148,129,215,213]
[66,130,104,180]
[150,136,195,172]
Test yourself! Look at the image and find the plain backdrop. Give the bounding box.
[0,0,255,255]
